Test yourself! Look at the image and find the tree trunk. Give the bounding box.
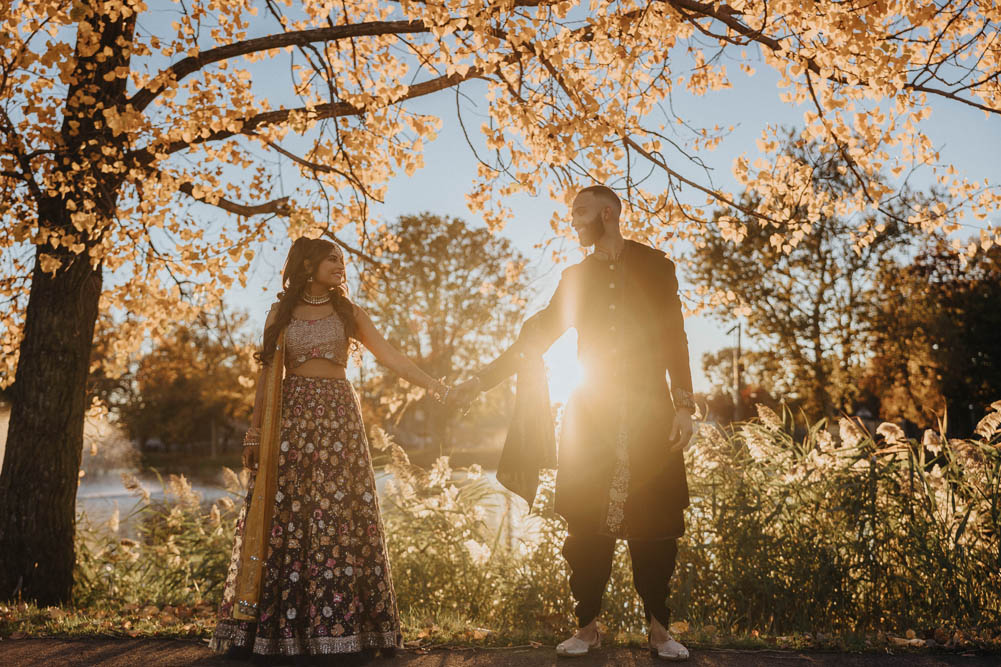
[0,6,133,604]
[0,247,102,604]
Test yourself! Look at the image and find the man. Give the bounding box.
[451,185,695,660]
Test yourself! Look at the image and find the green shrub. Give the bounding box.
[73,469,243,609]
[675,403,1001,634]
[69,403,1001,641]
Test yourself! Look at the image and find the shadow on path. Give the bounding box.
[0,640,997,667]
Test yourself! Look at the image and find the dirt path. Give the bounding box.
[0,639,998,667]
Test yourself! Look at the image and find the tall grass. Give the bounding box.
[68,403,1001,640]
[676,404,1001,634]
[379,404,1001,638]
[73,469,245,609]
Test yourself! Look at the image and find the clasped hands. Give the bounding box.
[440,376,482,414]
[425,376,481,413]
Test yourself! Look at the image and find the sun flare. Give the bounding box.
[543,331,583,406]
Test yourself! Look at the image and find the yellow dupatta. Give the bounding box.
[233,329,286,620]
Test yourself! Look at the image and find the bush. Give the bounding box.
[67,404,1001,642]
[378,403,1001,639]
[675,403,1001,634]
[73,470,243,609]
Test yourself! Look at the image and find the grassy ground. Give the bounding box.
[2,602,998,656]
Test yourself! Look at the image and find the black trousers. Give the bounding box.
[562,532,678,627]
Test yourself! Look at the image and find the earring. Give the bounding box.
[307,277,314,283]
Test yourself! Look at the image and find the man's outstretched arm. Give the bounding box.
[451,269,575,406]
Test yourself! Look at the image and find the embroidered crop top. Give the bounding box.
[284,313,349,370]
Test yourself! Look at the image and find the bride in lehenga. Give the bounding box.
[211,237,450,665]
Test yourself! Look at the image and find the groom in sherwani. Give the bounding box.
[452,185,695,661]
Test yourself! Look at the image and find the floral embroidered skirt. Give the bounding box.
[211,376,401,656]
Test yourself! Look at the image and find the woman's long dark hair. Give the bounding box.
[256,237,357,366]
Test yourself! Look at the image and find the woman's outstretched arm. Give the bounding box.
[352,304,448,398]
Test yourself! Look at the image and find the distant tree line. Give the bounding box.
[87,214,529,460]
[691,134,1001,435]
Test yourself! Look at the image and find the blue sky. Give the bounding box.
[224,47,1001,404]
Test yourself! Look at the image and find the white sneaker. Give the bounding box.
[556,630,601,657]
[649,633,689,661]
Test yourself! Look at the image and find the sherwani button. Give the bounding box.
[609,304,616,310]
[609,282,615,288]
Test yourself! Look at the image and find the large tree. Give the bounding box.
[355,212,529,447]
[688,136,926,419]
[2,0,1000,603]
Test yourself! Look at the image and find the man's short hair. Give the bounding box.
[576,185,621,214]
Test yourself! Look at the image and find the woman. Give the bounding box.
[211,237,449,663]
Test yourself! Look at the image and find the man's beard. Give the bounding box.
[576,214,605,247]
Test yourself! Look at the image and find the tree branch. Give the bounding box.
[321,231,384,267]
[662,0,1000,115]
[0,108,44,202]
[129,70,478,165]
[128,20,431,112]
[262,137,346,177]
[177,181,291,217]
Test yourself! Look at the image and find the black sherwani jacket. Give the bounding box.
[477,240,693,539]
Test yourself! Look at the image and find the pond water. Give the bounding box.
[0,409,537,545]
[76,466,538,547]
[76,469,235,527]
